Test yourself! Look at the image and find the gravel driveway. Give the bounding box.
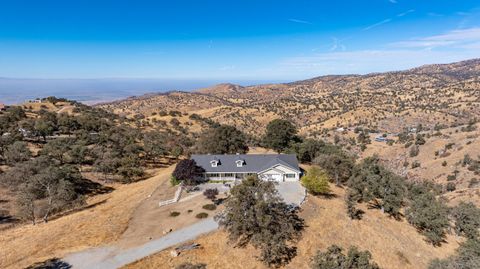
[275,181,307,206]
[63,181,305,268]
[63,218,218,269]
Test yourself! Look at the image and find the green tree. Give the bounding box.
[310,245,380,269]
[197,125,248,154]
[347,157,406,218]
[451,202,480,239]
[428,237,480,269]
[143,131,167,163]
[314,152,354,186]
[34,119,55,141]
[405,192,449,246]
[216,176,304,267]
[41,138,72,164]
[4,141,32,165]
[263,119,298,152]
[301,166,331,195]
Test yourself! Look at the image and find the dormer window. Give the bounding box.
[236,159,244,167]
[210,159,219,167]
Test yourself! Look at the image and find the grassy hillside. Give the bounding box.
[123,186,460,269]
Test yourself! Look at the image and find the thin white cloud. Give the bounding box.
[288,18,313,25]
[391,27,480,48]
[362,10,414,31]
[363,19,392,31]
[388,0,397,3]
[397,9,415,17]
[279,49,479,76]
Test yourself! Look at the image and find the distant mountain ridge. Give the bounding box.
[100,58,480,137]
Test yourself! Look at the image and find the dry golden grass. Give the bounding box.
[123,186,459,269]
[0,165,175,269]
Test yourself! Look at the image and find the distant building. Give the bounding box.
[375,136,388,142]
[0,103,5,111]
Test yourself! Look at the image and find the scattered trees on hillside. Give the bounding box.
[4,141,31,165]
[1,156,85,224]
[451,202,480,239]
[197,125,248,154]
[405,191,449,246]
[428,237,480,269]
[263,119,298,152]
[217,176,304,267]
[310,245,380,269]
[347,157,406,219]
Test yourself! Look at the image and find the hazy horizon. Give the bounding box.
[0,78,285,105]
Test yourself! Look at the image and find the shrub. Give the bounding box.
[196,212,209,219]
[447,174,456,181]
[310,245,380,269]
[202,204,217,211]
[301,166,331,195]
[441,161,447,167]
[446,182,456,192]
[175,262,207,269]
[468,178,479,188]
[203,188,219,200]
[170,176,181,186]
[411,160,421,169]
[409,145,419,157]
[170,211,181,217]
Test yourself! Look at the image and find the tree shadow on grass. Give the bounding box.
[25,258,72,269]
[73,177,115,196]
[0,214,18,225]
[48,199,108,222]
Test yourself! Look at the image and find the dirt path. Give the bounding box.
[63,165,224,269]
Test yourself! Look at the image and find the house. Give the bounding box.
[0,103,5,111]
[191,154,302,182]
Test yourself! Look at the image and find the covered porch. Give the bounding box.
[205,172,256,181]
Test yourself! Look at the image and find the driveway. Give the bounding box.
[63,218,218,269]
[275,181,306,206]
[63,181,305,269]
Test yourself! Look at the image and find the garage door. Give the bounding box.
[268,174,283,182]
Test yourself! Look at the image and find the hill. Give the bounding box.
[99,59,480,136]
[99,59,480,203]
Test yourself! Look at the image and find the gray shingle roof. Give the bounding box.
[191,154,301,173]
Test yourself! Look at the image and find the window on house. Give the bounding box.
[285,174,296,178]
[209,173,219,177]
[236,160,244,167]
[224,173,234,177]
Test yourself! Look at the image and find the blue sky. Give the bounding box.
[1,0,479,81]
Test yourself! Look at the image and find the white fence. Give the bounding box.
[158,184,184,207]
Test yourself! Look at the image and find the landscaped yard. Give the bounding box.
[115,183,227,249]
